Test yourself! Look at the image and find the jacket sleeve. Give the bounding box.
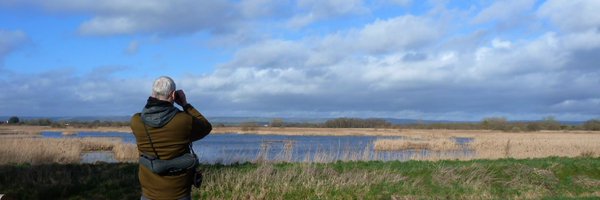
[184,104,212,141]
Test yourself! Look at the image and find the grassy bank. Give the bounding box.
[1,157,598,199]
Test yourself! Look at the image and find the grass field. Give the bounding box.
[0,157,598,199]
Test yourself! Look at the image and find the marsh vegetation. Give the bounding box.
[0,157,598,199]
[1,125,599,199]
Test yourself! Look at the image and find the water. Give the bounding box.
[81,151,117,163]
[41,132,474,164]
[42,131,136,143]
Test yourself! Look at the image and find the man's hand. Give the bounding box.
[174,90,188,106]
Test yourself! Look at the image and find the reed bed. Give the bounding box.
[373,138,460,151]
[2,127,599,165]
[199,162,407,200]
[371,131,600,160]
[0,137,138,164]
[113,142,138,161]
[0,138,81,164]
[471,133,600,159]
[1,156,599,199]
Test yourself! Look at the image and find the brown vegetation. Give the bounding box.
[0,137,137,164]
[374,138,460,151]
[0,125,131,135]
[0,138,81,164]
[1,125,600,164]
[470,132,600,159]
[323,118,392,128]
[372,131,600,160]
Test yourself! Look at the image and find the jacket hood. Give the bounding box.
[140,97,179,128]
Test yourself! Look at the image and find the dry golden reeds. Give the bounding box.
[113,142,138,161]
[374,131,600,160]
[200,162,407,199]
[0,137,138,164]
[470,133,600,159]
[0,138,81,164]
[373,138,461,151]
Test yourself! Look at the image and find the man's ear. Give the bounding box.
[169,91,176,101]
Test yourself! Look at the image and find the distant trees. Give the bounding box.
[11,118,131,128]
[583,119,600,131]
[540,116,561,130]
[324,118,391,128]
[8,116,19,124]
[270,118,285,127]
[481,117,509,131]
[240,122,259,131]
[24,118,52,126]
[7,114,600,132]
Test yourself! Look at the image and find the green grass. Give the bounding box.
[1,157,599,199]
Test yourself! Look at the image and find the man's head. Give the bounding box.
[152,76,176,102]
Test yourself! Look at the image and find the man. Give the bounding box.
[131,76,212,200]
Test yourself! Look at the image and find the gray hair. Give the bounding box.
[152,76,176,100]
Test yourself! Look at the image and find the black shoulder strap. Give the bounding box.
[141,120,160,159]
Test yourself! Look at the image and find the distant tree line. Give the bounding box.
[5,115,600,132]
[400,116,595,132]
[1,117,130,128]
[323,118,392,128]
[259,117,600,132]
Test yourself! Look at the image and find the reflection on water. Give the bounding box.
[81,151,117,163]
[42,131,137,143]
[42,132,474,164]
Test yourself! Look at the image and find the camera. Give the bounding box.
[193,169,203,188]
[175,90,181,100]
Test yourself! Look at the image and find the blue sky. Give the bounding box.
[1,0,600,121]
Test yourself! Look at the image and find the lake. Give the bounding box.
[42,132,473,164]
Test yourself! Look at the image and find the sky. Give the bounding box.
[0,0,599,121]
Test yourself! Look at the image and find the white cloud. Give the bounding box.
[79,1,238,36]
[387,0,411,7]
[538,0,600,32]
[0,29,29,64]
[175,9,600,120]
[239,0,291,18]
[0,67,148,116]
[288,0,367,28]
[473,0,536,24]
[2,0,239,36]
[552,98,600,114]
[3,1,600,120]
[357,15,440,53]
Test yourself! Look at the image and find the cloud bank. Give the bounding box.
[1,1,600,121]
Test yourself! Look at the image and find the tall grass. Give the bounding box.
[2,129,599,165]
[372,132,600,160]
[0,138,81,164]
[0,138,137,164]
[470,133,600,159]
[374,138,460,151]
[195,157,600,199]
[2,157,598,199]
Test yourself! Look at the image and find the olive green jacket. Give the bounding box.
[131,102,211,200]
